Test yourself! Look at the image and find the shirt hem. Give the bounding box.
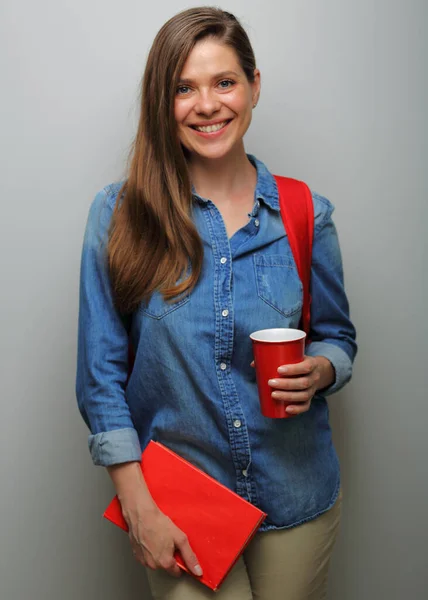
[258,473,341,532]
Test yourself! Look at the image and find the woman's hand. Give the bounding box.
[124,502,202,578]
[107,462,202,579]
[253,356,334,415]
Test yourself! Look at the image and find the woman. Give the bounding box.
[76,6,357,600]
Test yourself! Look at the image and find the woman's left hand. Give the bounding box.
[266,356,334,416]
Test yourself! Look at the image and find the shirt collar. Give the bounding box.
[247,154,280,212]
[191,154,280,212]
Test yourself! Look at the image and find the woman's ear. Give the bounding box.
[252,69,261,107]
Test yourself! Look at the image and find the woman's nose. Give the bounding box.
[194,90,221,116]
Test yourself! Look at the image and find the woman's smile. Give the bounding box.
[190,119,233,137]
[174,38,259,161]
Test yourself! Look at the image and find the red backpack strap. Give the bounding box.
[273,175,314,337]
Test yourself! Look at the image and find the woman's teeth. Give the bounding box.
[193,121,228,133]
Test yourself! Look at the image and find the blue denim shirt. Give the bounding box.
[76,155,357,530]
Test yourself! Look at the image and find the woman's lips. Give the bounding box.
[189,119,232,138]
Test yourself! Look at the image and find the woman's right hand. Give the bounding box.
[124,502,203,578]
[107,461,202,579]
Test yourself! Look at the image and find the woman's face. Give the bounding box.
[174,38,260,162]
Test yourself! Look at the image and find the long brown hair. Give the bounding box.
[108,7,257,314]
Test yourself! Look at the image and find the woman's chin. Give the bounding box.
[186,143,239,163]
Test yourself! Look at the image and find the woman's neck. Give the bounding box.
[188,146,256,200]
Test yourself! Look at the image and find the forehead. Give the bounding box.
[179,38,243,78]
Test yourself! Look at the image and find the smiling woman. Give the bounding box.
[175,42,259,161]
[76,6,357,600]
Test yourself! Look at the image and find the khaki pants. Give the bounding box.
[147,489,342,600]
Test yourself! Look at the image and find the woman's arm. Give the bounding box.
[267,192,357,412]
[76,186,141,466]
[76,187,202,578]
[305,192,357,393]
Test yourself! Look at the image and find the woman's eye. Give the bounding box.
[176,85,191,95]
[218,79,234,89]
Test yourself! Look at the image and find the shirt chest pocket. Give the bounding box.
[138,291,190,320]
[254,253,303,318]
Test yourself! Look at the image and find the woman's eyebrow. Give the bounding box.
[178,70,240,84]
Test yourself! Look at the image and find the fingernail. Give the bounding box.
[268,379,279,386]
[278,366,288,374]
[286,406,295,414]
[194,565,203,576]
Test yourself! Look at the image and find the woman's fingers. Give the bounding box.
[174,530,203,577]
[271,389,315,403]
[277,357,316,376]
[158,555,181,578]
[130,542,153,568]
[269,357,321,393]
[268,377,313,391]
[127,511,194,579]
[285,400,312,415]
[131,540,182,577]
[271,389,314,415]
[269,358,317,414]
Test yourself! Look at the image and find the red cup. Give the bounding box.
[250,328,306,418]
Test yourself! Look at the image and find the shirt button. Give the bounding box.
[254,219,260,227]
[222,309,229,317]
[220,362,227,371]
[233,419,242,428]
[242,469,248,477]
[220,257,227,264]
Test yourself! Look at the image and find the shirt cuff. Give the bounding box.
[88,427,142,466]
[306,341,353,396]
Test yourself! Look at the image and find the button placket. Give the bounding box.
[204,201,252,502]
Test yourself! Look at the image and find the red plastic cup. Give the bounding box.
[250,328,306,418]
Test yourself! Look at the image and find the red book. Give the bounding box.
[104,440,267,591]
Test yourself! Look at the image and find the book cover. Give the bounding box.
[104,440,267,591]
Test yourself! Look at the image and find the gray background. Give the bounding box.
[1,0,427,598]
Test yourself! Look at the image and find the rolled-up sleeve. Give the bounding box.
[306,193,357,395]
[76,186,141,466]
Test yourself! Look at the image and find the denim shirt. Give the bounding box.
[76,155,357,530]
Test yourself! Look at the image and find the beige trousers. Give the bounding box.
[147,489,342,600]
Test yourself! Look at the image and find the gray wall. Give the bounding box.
[1,0,427,598]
